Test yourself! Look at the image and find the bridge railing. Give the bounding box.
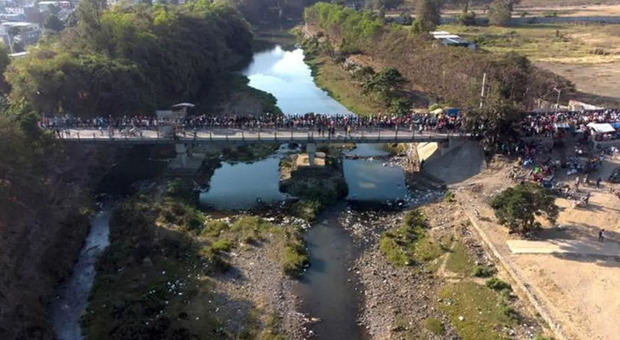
[51,126,469,143]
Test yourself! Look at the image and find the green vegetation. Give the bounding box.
[361,67,411,115]
[534,334,555,340]
[424,317,446,335]
[413,0,441,33]
[6,0,263,116]
[486,277,512,291]
[379,210,444,266]
[83,187,307,339]
[304,2,572,129]
[304,3,384,53]
[221,0,310,27]
[489,0,517,26]
[440,281,519,340]
[304,55,385,116]
[491,183,558,234]
[280,152,348,221]
[472,265,495,278]
[445,241,475,276]
[289,199,323,222]
[438,23,620,63]
[0,103,57,221]
[221,143,280,163]
[443,191,456,203]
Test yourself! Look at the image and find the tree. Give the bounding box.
[44,15,65,32]
[367,0,404,10]
[389,96,411,115]
[412,0,441,33]
[491,183,558,234]
[488,0,514,26]
[0,43,10,94]
[362,67,405,102]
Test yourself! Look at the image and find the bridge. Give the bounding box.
[54,127,468,145]
[54,127,470,168]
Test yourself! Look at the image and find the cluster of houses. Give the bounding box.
[429,31,477,50]
[0,0,75,55]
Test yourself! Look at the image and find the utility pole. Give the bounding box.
[553,87,561,112]
[479,72,487,109]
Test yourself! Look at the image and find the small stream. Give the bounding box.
[50,207,112,340]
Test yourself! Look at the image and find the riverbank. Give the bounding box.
[345,200,550,340]
[0,144,119,340]
[82,182,311,339]
[451,157,620,340]
[304,54,385,116]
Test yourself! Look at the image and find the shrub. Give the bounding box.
[380,236,411,266]
[380,209,443,266]
[403,209,426,228]
[458,11,477,26]
[486,277,512,291]
[210,239,231,253]
[424,317,445,335]
[281,243,309,277]
[443,191,456,203]
[472,265,495,278]
[500,303,519,322]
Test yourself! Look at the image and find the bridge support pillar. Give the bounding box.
[307,143,316,166]
[440,141,448,156]
[175,143,188,167]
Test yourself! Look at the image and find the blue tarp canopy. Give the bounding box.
[445,108,460,117]
[611,122,620,129]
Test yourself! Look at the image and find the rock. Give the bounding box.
[458,315,464,321]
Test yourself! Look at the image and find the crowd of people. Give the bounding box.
[520,109,620,137]
[39,112,464,133]
[41,109,620,134]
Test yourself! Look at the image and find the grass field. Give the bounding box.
[438,22,620,103]
[439,23,620,63]
[305,55,386,116]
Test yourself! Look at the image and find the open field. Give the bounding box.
[438,22,620,104]
[439,23,620,63]
[451,157,620,340]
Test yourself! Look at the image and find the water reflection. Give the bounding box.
[244,46,353,115]
[344,159,407,202]
[199,157,286,210]
[346,143,390,157]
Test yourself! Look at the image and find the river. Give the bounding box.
[201,45,411,339]
[52,45,411,340]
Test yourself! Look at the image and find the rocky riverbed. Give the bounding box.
[339,200,546,340]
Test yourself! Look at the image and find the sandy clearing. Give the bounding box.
[449,156,620,340]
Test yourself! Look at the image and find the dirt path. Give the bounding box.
[450,159,620,340]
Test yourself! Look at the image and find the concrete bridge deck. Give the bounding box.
[54,128,469,144]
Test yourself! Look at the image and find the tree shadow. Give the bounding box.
[551,252,620,269]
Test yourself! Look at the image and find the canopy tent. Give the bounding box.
[172,102,196,108]
[587,122,616,134]
[444,107,460,117]
[430,108,443,115]
[611,122,620,129]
